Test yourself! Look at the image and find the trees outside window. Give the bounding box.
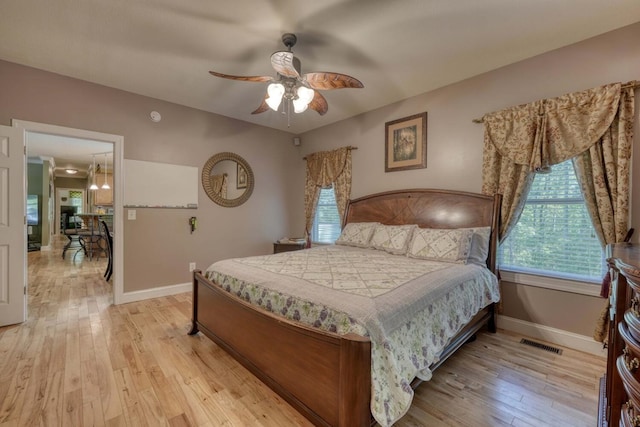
[499,159,604,282]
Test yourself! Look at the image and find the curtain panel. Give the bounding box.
[304,147,353,245]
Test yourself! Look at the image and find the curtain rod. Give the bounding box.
[472,80,640,124]
[303,146,358,160]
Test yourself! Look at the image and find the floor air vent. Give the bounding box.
[519,338,562,355]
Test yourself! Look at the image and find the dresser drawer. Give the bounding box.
[621,401,640,427]
[617,354,640,408]
[620,322,640,380]
[626,308,640,344]
[622,268,640,294]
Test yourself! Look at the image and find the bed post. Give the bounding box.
[487,193,502,335]
[188,270,200,335]
[487,304,497,333]
[338,335,371,427]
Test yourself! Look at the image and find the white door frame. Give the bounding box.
[12,120,124,305]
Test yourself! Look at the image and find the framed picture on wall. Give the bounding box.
[385,112,427,172]
[237,163,248,189]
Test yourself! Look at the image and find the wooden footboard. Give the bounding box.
[189,270,495,427]
[189,270,372,427]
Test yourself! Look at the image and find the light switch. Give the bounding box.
[128,209,136,220]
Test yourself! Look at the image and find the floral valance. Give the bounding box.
[483,83,622,171]
[306,147,349,187]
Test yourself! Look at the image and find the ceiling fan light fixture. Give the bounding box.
[209,33,363,120]
[266,82,285,111]
[292,99,308,114]
[293,86,314,113]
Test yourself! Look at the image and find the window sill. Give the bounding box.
[499,269,602,297]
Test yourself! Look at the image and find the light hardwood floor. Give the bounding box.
[0,236,606,426]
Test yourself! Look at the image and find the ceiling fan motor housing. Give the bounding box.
[282,33,297,50]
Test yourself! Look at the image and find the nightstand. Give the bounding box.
[273,241,306,254]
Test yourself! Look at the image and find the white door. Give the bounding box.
[0,125,26,326]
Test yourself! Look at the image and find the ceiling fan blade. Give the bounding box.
[304,72,364,90]
[270,51,301,78]
[209,71,272,82]
[308,91,328,116]
[251,95,270,115]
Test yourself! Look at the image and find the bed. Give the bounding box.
[189,188,501,426]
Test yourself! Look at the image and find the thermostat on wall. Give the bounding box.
[150,111,162,122]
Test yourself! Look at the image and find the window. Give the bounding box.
[311,187,342,244]
[69,190,83,214]
[498,159,605,282]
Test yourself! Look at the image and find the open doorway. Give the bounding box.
[13,120,124,307]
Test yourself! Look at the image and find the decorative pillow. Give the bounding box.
[370,224,417,255]
[335,222,379,248]
[407,228,473,264]
[459,227,492,266]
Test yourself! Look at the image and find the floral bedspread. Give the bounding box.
[204,245,499,426]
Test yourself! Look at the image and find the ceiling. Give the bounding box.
[3,1,640,140]
[27,133,112,179]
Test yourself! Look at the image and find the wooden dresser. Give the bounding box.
[600,243,640,427]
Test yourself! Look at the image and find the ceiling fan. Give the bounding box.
[209,33,364,117]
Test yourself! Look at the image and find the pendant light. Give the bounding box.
[89,155,99,190]
[101,152,110,190]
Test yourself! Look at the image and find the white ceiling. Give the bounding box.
[3,1,640,139]
[27,133,112,178]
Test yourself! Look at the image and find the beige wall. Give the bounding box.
[0,59,305,292]
[297,22,640,336]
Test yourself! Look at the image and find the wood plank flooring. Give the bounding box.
[0,236,606,426]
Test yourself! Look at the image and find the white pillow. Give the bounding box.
[335,222,379,248]
[370,224,417,255]
[407,228,473,264]
[459,227,492,266]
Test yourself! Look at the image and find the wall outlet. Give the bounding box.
[189,262,196,272]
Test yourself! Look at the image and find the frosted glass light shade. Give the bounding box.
[265,83,285,111]
[293,86,314,113]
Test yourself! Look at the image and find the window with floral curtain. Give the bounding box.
[479,81,636,342]
[304,147,353,246]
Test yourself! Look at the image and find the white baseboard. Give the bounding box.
[118,282,191,305]
[497,315,606,357]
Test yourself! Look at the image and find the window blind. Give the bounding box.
[311,188,342,244]
[499,160,605,281]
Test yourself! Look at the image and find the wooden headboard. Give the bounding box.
[343,189,501,273]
